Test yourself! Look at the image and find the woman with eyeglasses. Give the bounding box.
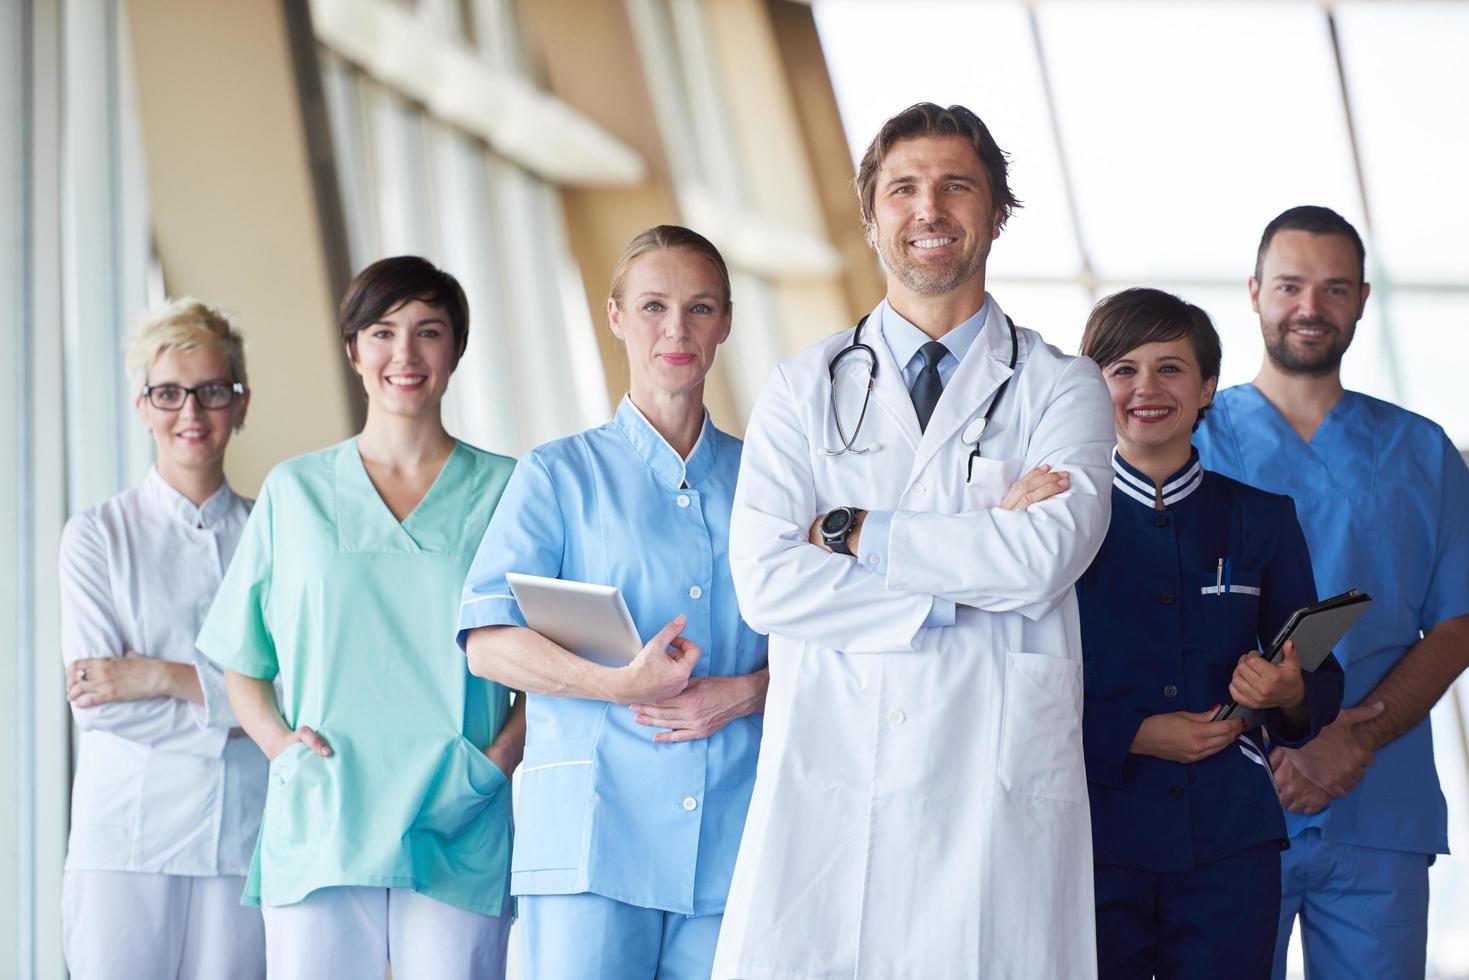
[198,257,521,980]
[59,299,267,979]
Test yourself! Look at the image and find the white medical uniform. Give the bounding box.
[59,468,267,980]
[713,297,1115,979]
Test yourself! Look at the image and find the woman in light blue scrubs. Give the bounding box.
[459,225,768,979]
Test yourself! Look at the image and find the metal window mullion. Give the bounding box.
[1326,6,1404,401]
[1026,1,1098,297]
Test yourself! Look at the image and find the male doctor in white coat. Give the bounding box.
[713,103,1115,978]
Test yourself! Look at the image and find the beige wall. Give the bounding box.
[514,0,745,432]
[127,0,354,497]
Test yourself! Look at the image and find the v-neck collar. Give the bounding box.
[613,396,718,489]
[335,437,468,553]
[1238,383,1354,448]
[1112,447,1203,510]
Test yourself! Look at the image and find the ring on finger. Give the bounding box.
[78,668,87,681]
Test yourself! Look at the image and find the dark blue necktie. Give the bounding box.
[910,341,947,432]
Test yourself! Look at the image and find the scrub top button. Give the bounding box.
[676,494,690,508]
[682,797,698,811]
[688,585,703,600]
[1154,514,1169,527]
[1168,785,1184,800]
[889,710,906,725]
[1160,591,1176,605]
[1163,684,1178,698]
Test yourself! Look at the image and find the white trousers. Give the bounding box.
[261,886,511,980]
[62,869,265,980]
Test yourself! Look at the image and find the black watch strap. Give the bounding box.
[821,507,858,556]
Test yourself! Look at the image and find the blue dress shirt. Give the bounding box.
[458,397,768,914]
[856,297,990,627]
[1077,448,1344,872]
[1196,385,1469,856]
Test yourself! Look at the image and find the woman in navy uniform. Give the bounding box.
[1077,288,1344,979]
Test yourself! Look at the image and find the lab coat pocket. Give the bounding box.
[265,741,337,848]
[961,457,1023,511]
[512,737,595,873]
[999,651,1086,805]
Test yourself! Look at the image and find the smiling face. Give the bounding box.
[1103,338,1218,464]
[348,297,457,418]
[868,134,1002,299]
[607,248,731,400]
[135,345,248,477]
[1251,229,1369,377]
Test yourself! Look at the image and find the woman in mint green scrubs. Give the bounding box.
[198,256,522,980]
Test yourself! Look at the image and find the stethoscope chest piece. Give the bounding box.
[961,417,988,445]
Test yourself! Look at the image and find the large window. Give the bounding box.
[315,0,610,454]
[816,3,1469,974]
[6,1,158,975]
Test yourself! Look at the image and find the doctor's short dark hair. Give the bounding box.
[339,256,470,365]
[1080,288,1222,431]
[1255,205,1366,284]
[855,102,1021,234]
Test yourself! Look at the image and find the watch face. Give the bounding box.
[821,509,853,536]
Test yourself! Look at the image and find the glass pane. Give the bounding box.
[987,280,1094,359]
[1377,290,1469,447]
[1040,1,1363,279]
[813,0,1082,279]
[1336,2,1469,284]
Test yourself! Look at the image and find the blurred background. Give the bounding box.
[3,0,1466,976]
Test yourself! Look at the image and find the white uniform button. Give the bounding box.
[682,796,698,811]
[889,710,906,725]
[676,494,690,508]
[688,585,703,599]
[867,554,880,566]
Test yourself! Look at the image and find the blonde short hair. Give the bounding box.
[126,297,248,392]
[608,225,732,312]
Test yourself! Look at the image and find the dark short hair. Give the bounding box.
[339,256,470,364]
[855,103,1021,232]
[1254,205,1366,283]
[1080,288,1222,430]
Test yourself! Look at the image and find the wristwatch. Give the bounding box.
[820,507,861,556]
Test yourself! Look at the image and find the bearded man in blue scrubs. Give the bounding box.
[1194,205,1469,980]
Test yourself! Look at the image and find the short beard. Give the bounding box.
[876,238,986,296]
[1263,317,1352,377]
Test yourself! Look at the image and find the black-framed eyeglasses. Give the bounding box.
[141,381,244,411]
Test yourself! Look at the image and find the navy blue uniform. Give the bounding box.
[1077,449,1344,979]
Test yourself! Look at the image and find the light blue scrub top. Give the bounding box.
[457,397,767,916]
[1196,386,1469,855]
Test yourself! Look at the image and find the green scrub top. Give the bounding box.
[198,438,517,915]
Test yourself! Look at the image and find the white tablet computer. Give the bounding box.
[506,572,644,665]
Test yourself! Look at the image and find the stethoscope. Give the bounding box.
[823,314,1020,484]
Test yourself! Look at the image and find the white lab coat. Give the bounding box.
[59,468,267,876]
[713,297,1114,979]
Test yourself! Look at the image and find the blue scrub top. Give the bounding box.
[1196,386,1469,856]
[458,397,767,916]
[1077,449,1344,873]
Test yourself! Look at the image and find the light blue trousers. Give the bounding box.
[1272,828,1431,980]
[519,892,723,980]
